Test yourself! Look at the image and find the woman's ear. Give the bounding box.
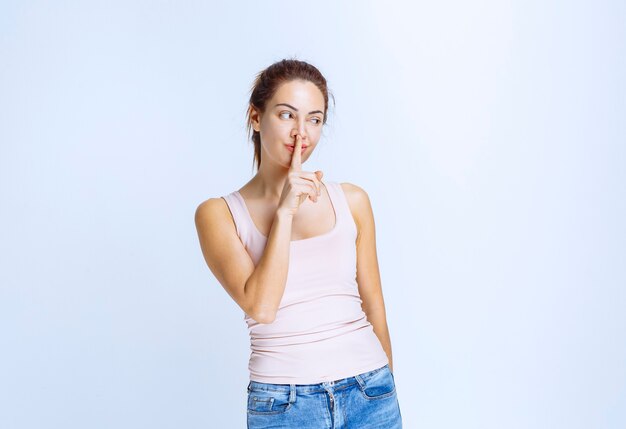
[249,106,261,132]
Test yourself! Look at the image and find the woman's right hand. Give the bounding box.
[277,134,324,217]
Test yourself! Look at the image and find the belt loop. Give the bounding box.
[354,373,365,389]
[289,384,296,403]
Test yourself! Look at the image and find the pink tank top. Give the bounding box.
[221,180,389,384]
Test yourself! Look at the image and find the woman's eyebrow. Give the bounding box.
[274,103,323,115]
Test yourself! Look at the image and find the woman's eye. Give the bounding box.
[279,112,321,125]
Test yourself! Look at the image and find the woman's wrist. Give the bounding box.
[275,207,294,221]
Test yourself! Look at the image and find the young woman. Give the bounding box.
[195,59,403,428]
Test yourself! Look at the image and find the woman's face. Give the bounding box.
[252,79,325,169]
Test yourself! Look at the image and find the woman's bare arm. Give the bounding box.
[194,198,294,324]
[342,182,394,373]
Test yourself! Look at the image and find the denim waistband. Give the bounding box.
[247,363,389,394]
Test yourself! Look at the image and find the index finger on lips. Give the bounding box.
[290,135,303,171]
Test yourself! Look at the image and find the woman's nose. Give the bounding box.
[292,128,307,141]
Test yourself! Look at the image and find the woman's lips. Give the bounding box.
[286,144,308,153]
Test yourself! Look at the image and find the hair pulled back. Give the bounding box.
[245,58,334,171]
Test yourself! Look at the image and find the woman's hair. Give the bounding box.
[245,58,334,171]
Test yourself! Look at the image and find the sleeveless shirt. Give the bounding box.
[221,180,389,384]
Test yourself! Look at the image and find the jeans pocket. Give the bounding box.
[247,388,294,415]
[356,364,397,400]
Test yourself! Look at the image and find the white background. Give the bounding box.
[1,1,624,428]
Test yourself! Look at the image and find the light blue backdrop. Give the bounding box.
[1,1,624,428]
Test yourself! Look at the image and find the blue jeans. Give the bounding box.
[246,363,403,428]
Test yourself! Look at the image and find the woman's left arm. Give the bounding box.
[341,183,394,374]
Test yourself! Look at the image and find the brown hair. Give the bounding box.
[245,58,335,171]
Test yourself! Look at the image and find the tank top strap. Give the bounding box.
[324,181,357,235]
[221,192,250,238]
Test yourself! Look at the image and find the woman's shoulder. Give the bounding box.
[338,181,370,204]
[195,183,244,212]
[194,194,235,229]
[337,182,374,231]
